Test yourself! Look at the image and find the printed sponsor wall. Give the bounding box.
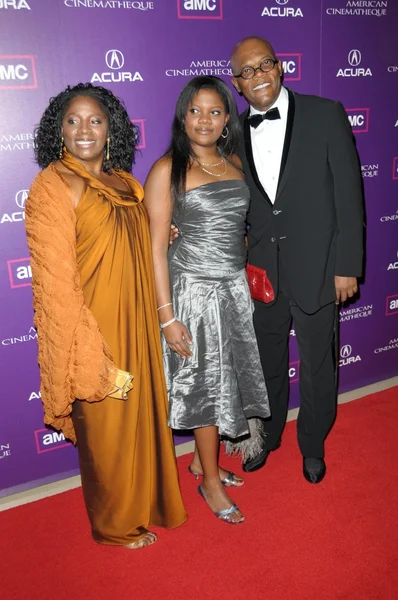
[0,0,397,496]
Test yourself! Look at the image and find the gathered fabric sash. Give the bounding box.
[60,150,144,207]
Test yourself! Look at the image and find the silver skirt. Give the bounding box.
[163,269,270,438]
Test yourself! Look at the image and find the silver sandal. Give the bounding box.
[197,484,245,524]
[188,465,244,487]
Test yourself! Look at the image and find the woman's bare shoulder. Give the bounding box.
[149,156,172,177]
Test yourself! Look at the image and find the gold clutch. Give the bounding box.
[108,369,134,400]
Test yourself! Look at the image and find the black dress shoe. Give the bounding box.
[303,457,326,484]
[242,439,281,473]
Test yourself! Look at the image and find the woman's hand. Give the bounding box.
[169,224,179,246]
[163,320,193,358]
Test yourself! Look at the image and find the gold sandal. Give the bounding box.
[124,531,157,550]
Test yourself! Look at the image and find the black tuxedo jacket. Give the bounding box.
[239,88,364,314]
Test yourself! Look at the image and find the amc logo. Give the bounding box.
[34,428,71,454]
[393,157,398,180]
[177,0,223,19]
[386,294,398,316]
[132,119,146,149]
[7,257,32,288]
[0,55,38,90]
[278,54,302,81]
[289,360,300,383]
[346,108,370,133]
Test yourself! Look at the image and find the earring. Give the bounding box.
[106,137,110,161]
[59,136,64,159]
[221,126,229,139]
[181,121,185,132]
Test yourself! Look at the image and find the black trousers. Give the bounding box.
[253,289,337,458]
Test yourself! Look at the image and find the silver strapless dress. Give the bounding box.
[164,180,269,439]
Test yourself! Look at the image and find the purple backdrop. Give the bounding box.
[1,0,397,497]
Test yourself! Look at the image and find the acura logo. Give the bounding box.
[348,49,361,67]
[105,49,124,70]
[340,344,352,358]
[15,189,29,208]
[276,0,289,4]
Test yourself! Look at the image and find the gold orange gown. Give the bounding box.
[25,152,187,545]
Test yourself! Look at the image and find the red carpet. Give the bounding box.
[1,388,397,600]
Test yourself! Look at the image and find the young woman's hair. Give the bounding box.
[34,83,139,172]
[165,76,241,200]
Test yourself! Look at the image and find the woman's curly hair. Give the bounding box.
[34,83,139,172]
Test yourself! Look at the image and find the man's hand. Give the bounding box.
[334,276,358,304]
[169,224,179,246]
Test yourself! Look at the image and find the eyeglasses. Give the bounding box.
[234,58,278,80]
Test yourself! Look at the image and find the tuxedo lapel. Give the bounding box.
[243,112,272,207]
[275,89,301,201]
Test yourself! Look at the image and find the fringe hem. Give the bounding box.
[222,418,266,461]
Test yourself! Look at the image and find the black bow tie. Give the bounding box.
[248,107,281,129]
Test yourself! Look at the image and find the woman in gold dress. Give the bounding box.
[25,83,187,549]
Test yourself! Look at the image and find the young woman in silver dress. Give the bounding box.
[144,76,269,524]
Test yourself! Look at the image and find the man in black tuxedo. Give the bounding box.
[230,37,364,483]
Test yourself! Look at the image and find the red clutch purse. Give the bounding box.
[246,263,275,304]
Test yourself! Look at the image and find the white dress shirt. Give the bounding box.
[250,86,289,204]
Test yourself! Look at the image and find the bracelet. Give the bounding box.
[160,317,176,329]
[157,302,172,311]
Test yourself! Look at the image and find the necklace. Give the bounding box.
[196,157,228,177]
[198,157,224,167]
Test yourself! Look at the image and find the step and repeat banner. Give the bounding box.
[0,0,397,496]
